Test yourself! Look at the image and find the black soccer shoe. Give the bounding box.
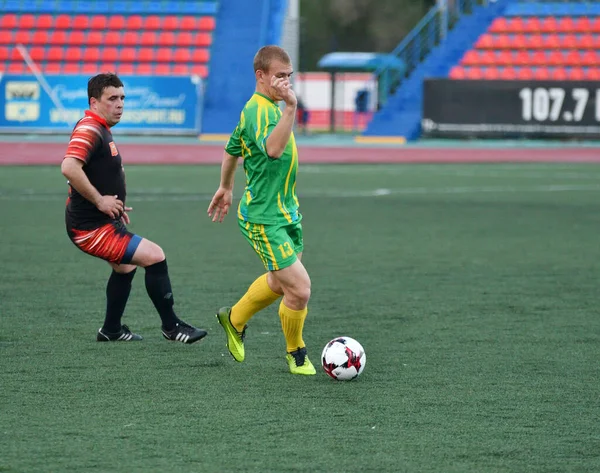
[162,320,207,344]
[97,324,143,342]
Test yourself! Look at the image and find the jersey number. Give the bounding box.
[278,242,294,258]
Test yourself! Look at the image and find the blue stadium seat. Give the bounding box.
[505,2,600,17]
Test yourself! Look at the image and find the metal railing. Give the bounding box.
[374,0,491,109]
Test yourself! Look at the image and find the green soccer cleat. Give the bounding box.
[216,307,246,362]
[286,347,316,375]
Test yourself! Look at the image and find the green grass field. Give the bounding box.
[2,162,600,472]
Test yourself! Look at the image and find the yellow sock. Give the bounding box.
[279,301,307,353]
[230,273,281,332]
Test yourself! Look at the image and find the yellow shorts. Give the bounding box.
[239,220,304,271]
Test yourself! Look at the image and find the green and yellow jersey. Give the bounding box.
[225,92,300,225]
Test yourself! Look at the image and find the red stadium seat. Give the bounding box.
[105,31,121,46]
[46,47,64,62]
[0,14,17,29]
[63,63,80,74]
[118,63,134,74]
[558,34,578,49]
[82,62,99,74]
[180,16,197,31]
[173,48,192,63]
[496,50,513,66]
[533,67,550,80]
[99,63,117,72]
[500,67,517,79]
[578,35,594,49]
[0,46,8,61]
[547,50,564,66]
[154,63,172,75]
[465,67,483,79]
[483,67,500,80]
[20,14,35,29]
[479,50,495,65]
[567,68,584,80]
[176,32,193,47]
[55,14,71,29]
[542,35,560,49]
[489,17,509,33]
[173,64,192,75]
[590,18,600,33]
[162,16,179,30]
[517,67,533,80]
[191,64,208,77]
[195,33,212,47]
[448,66,466,79]
[72,15,88,29]
[68,31,85,46]
[135,63,153,74]
[122,31,138,46]
[523,17,541,33]
[511,34,527,49]
[65,47,82,62]
[557,17,575,33]
[90,15,107,30]
[140,31,157,46]
[192,48,209,63]
[108,15,125,30]
[155,48,172,63]
[514,50,531,66]
[120,47,136,62]
[540,17,558,33]
[157,32,176,46]
[102,47,118,62]
[36,14,53,29]
[524,35,543,49]
[138,48,154,62]
[475,34,493,49]
[549,68,566,80]
[581,50,600,66]
[144,15,161,30]
[460,50,479,66]
[9,47,22,60]
[574,17,591,33]
[493,35,511,49]
[508,17,525,33]
[584,68,600,80]
[83,47,100,62]
[0,31,12,45]
[87,32,104,46]
[199,16,216,31]
[32,30,50,45]
[14,31,31,44]
[125,15,143,30]
[564,50,581,66]
[44,62,61,74]
[8,62,27,73]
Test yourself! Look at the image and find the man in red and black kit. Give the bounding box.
[62,73,207,343]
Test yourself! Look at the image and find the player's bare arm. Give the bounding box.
[207,152,238,223]
[265,76,297,159]
[61,157,124,219]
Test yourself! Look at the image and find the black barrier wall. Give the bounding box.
[422,79,600,139]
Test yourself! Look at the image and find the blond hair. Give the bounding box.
[253,45,291,72]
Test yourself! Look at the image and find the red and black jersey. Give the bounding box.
[64,110,126,230]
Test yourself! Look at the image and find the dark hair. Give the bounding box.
[253,45,290,72]
[87,73,123,105]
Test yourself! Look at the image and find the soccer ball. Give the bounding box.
[321,337,366,381]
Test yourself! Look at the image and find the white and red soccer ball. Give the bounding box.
[321,337,366,381]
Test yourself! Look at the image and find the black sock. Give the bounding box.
[103,269,137,333]
[144,259,179,331]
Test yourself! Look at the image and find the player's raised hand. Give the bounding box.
[271,76,297,107]
[207,187,233,223]
[96,195,124,219]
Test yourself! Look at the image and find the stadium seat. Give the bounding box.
[135,63,153,74]
[90,15,107,29]
[118,63,134,74]
[63,62,80,73]
[154,63,172,75]
[483,67,500,80]
[121,47,136,62]
[191,64,208,77]
[144,15,161,30]
[567,68,584,80]
[539,17,558,33]
[83,47,100,62]
[162,16,179,30]
[155,48,173,63]
[14,31,31,44]
[0,14,17,29]
[549,68,566,80]
[192,49,209,63]
[87,31,104,46]
[105,31,121,46]
[47,47,64,62]
[36,15,54,29]
[180,16,197,30]
[122,32,138,46]
[173,64,192,75]
[65,47,82,62]
[108,15,125,30]
[102,47,118,62]
[497,50,513,66]
[448,66,466,79]
[72,15,89,29]
[158,32,176,47]
[33,30,50,45]
[125,15,143,30]
[174,48,192,63]
[500,67,517,79]
[140,32,157,46]
[68,31,85,46]
[465,67,484,79]
[20,14,35,29]
[8,62,26,73]
[176,32,194,47]
[54,14,71,29]
[82,62,99,74]
[584,68,600,80]
[44,62,61,74]
[461,50,479,66]
[138,48,154,62]
[560,35,577,49]
[475,34,493,49]
[0,46,8,61]
[524,35,543,49]
[199,17,216,31]
[516,67,533,80]
[196,33,212,47]
[556,17,575,33]
[0,31,12,45]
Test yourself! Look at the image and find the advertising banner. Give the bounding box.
[0,74,202,134]
[422,79,600,138]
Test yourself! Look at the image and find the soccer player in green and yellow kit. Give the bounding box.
[207,45,315,375]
